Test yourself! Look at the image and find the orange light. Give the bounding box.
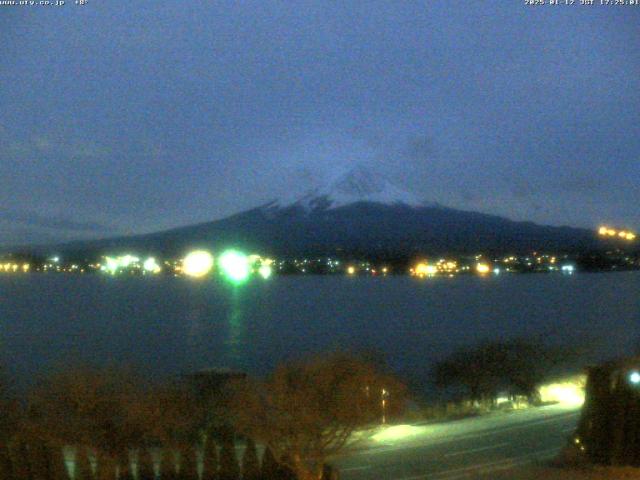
[414,263,437,277]
[476,263,490,274]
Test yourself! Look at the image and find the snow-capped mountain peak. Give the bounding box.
[273,165,426,211]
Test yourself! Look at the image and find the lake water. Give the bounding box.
[1,272,639,393]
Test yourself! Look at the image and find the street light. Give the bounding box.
[381,388,389,425]
[629,370,640,386]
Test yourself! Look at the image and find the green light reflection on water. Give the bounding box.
[224,285,246,365]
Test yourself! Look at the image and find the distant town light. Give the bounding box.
[258,264,272,279]
[347,266,356,275]
[248,254,262,264]
[414,263,437,277]
[183,250,214,278]
[598,226,636,241]
[561,264,575,274]
[120,255,139,267]
[103,256,120,274]
[143,257,161,274]
[629,371,640,385]
[476,263,490,275]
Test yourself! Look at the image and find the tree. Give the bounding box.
[178,445,198,480]
[433,338,566,404]
[500,338,560,401]
[231,352,406,480]
[22,365,190,480]
[0,366,17,480]
[76,447,95,480]
[26,366,142,461]
[0,365,19,444]
[241,438,260,480]
[576,356,640,466]
[203,438,219,480]
[130,382,204,454]
[260,447,279,480]
[432,342,506,404]
[13,440,34,480]
[0,442,14,480]
[138,448,155,480]
[218,432,239,480]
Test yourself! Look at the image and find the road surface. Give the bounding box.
[336,404,581,480]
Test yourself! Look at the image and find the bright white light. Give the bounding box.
[629,371,640,385]
[371,425,425,443]
[258,264,272,279]
[183,250,214,278]
[143,257,161,274]
[561,265,575,274]
[119,255,139,268]
[103,256,119,274]
[538,375,586,406]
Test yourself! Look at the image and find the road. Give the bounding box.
[335,404,581,480]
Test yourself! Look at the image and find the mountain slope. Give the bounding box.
[274,164,426,210]
[45,166,601,258]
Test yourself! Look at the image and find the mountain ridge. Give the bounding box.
[8,166,603,258]
[272,164,427,211]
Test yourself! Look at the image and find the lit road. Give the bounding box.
[335,404,581,480]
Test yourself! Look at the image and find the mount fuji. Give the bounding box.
[43,166,599,258]
[272,164,426,211]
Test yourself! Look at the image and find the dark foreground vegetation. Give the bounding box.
[0,353,405,480]
[432,338,575,406]
[0,338,578,480]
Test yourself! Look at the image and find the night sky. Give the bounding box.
[1,1,639,246]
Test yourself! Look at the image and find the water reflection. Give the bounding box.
[224,286,245,365]
[1,273,639,392]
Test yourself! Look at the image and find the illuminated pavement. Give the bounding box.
[335,404,581,480]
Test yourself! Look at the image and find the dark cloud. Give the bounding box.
[0,210,113,234]
[0,1,638,244]
[405,135,436,161]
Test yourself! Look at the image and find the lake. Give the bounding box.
[1,272,639,394]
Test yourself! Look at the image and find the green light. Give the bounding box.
[103,256,119,274]
[218,250,250,283]
[258,264,272,279]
